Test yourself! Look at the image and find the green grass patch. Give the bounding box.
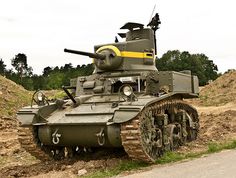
[156,151,204,164]
[156,152,185,164]
[83,140,236,178]
[83,160,148,178]
[47,90,67,100]
[207,140,236,153]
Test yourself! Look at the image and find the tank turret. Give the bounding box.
[64,17,161,73]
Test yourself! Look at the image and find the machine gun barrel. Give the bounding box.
[64,48,105,60]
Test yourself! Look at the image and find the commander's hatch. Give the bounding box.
[118,22,144,39]
[120,22,144,30]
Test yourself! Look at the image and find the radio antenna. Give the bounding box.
[149,5,156,23]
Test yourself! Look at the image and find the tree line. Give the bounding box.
[156,50,219,86]
[0,50,219,90]
[0,54,94,90]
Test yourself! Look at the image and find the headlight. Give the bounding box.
[123,85,133,96]
[37,92,43,101]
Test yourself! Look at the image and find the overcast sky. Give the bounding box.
[0,0,236,74]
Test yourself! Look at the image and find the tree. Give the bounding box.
[43,66,52,76]
[0,59,6,75]
[46,72,65,89]
[61,63,73,71]
[11,53,33,81]
[156,50,219,85]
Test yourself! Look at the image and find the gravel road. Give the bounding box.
[121,149,236,178]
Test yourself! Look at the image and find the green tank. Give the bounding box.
[17,13,199,163]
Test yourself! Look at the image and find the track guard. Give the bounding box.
[113,108,141,123]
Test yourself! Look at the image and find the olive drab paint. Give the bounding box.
[17,13,200,163]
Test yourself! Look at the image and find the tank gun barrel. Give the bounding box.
[64,48,105,60]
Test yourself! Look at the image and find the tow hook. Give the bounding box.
[96,128,105,146]
[52,129,61,145]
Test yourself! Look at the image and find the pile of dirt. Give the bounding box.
[200,109,236,142]
[182,69,236,152]
[0,117,19,156]
[184,70,236,151]
[0,75,32,118]
[197,70,236,106]
[0,75,32,170]
[198,103,236,142]
[179,103,236,153]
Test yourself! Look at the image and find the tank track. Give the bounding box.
[18,127,51,161]
[18,127,83,161]
[121,99,199,163]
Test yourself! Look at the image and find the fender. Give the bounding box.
[17,103,57,126]
[112,107,143,123]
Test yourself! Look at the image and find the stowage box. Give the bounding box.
[158,71,199,94]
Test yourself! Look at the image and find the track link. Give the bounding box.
[121,99,199,163]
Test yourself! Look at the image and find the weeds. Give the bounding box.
[83,161,148,178]
[207,140,236,153]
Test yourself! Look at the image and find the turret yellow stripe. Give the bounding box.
[96,45,121,56]
[120,51,153,59]
[96,45,154,59]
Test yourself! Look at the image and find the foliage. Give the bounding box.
[16,63,94,90]
[1,52,94,90]
[0,59,6,75]
[156,50,219,85]
[41,63,94,90]
[11,53,33,82]
[207,140,236,153]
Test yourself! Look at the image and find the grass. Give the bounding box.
[46,90,67,100]
[156,150,204,165]
[207,140,236,153]
[83,140,236,178]
[83,161,148,178]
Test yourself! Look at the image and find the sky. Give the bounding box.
[0,0,236,74]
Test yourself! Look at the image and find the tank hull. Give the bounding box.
[18,91,199,163]
[38,124,122,147]
[17,70,199,162]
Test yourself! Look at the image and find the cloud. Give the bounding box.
[0,16,16,22]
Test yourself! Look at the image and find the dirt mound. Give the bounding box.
[179,103,236,154]
[199,108,236,142]
[0,75,31,118]
[0,75,32,172]
[198,70,236,106]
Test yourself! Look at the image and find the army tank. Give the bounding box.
[17,13,199,163]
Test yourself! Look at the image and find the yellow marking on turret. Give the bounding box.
[96,45,121,56]
[121,51,153,59]
[93,45,154,63]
